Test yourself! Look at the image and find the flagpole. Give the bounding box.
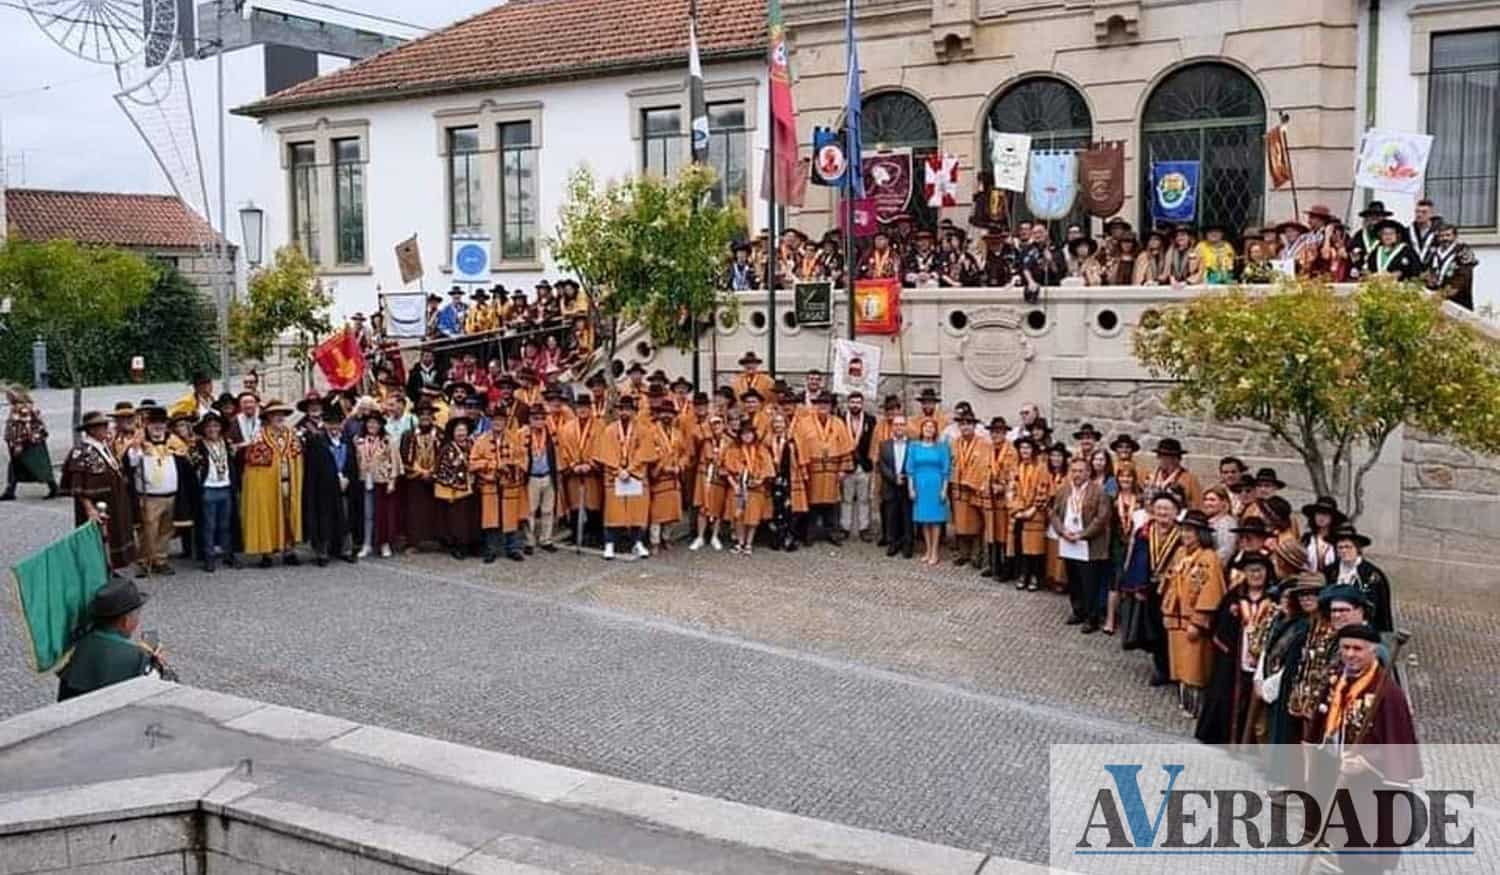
[844,0,859,343]
[1279,112,1301,219]
[845,171,856,342]
[689,0,703,393]
[766,102,778,379]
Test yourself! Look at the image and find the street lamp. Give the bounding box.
[239,201,264,267]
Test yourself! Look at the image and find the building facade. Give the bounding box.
[235,0,769,320]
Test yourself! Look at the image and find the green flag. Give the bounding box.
[6,522,111,673]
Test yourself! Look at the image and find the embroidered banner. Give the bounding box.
[1078,141,1125,218]
[1025,150,1078,220]
[862,149,913,222]
[831,338,882,398]
[839,196,878,238]
[923,152,960,208]
[989,131,1031,193]
[1149,160,1200,224]
[811,127,848,187]
[1354,128,1433,195]
[382,292,427,339]
[853,278,901,335]
[394,234,423,284]
[1266,125,1294,190]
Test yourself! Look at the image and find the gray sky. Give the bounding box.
[0,0,494,193]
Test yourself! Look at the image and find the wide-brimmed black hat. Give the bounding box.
[295,392,323,413]
[1372,218,1406,237]
[90,576,148,620]
[1109,433,1141,453]
[1337,623,1380,643]
[444,381,476,399]
[1072,423,1103,440]
[1330,525,1372,549]
[617,394,640,409]
[1103,216,1133,232]
[194,410,226,435]
[1302,495,1347,525]
[361,410,388,428]
[671,376,693,391]
[1320,584,1372,614]
[1232,552,1275,576]
[110,401,137,418]
[738,350,763,366]
[987,416,1008,432]
[1254,467,1286,488]
[443,415,473,439]
[1153,438,1185,457]
[76,410,111,431]
[214,392,237,409]
[917,387,940,404]
[260,399,294,418]
[1229,473,1257,493]
[731,240,751,254]
[1179,509,1213,531]
[739,388,763,402]
[1013,434,1038,451]
[1358,200,1392,219]
[1069,237,1099,257]
[625,362,647,376]
[1231,518,1274,539]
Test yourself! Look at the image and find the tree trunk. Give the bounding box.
[1348,430,1395,525]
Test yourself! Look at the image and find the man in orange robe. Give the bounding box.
[948,413,988,567]
[592,394,658,559]
[648,399,687,550]
[558,392,604,548]
[906,387,948,439]
[730,350,775,400]
[469,413,526,563]
[794,391,854,545]
[982,416,1018,580]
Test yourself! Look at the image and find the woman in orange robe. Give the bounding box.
[980,417,1017,580]
[1008,436,1050,592]
[690,415,731,551]
[1044,443,1070,592]
[948,415,988,567]
[648,401,687,549]
[469,419,525,562]
[557,394,603,546]
[722,420,773,554]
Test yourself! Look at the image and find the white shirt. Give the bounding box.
[200,439,232,489]
[891,439,908,479]
[236,414,261,444]
[131,441,178,496]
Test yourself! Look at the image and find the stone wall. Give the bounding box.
[1401,432,1500,569]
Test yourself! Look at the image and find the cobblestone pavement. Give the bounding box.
[1,491,1495,862]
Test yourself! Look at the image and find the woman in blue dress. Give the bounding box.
[905,418,951,565]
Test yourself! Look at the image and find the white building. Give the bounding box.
[234,0,770,320]
[1359,0,1499,312]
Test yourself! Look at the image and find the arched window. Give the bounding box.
[1140,63,1266,238]
[983,77,1093,231]
[859,91,939,228]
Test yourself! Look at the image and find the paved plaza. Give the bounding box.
[1,388,1495,862]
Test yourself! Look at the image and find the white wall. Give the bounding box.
[248,60,769,320]
[1370,0,1499,314]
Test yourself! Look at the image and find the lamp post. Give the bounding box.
[239,202,264,267]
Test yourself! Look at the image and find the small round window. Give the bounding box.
[1025,309,1048,332]
[1096,309,1119,332]
[948,310,969,331]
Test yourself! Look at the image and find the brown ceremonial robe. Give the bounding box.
[730,371,775,401]
[1148,464,1203,509]
[557,416,603,515]
[62,439,137,569]
[766,432,809,514]
[399,427,441,546]
[1160,544,1226,687]
[949,435,988,536]
[470,426,525,533]
[722,442,774,526]
[982,440,1018,546]
[906,409,948,439]
[649,422,686,525]
[594,419,658,528]
[1009,461,1050,555]
[794,414,854,506]
[694,434,732,517]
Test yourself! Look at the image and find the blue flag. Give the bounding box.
[811,127,847,187]
[1025,150,1078,220]
[1150,160,1200,223]
[843,0,864,197]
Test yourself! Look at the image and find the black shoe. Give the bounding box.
[203,560,216,573]
[258,556,273,569]
[1081,624,1099,635]
[1065,616,1084,626]
[786,540,799,552]
[1026,581,1040,592]
[135,567,150,579]
[1149,674,1171,688]
[157,564,176,576]
[483,553,497,564]
[44,484,58,499]
[315,557,329,567]
[523,545,535,555]
[828,536,845,547]
[225,555,240,569]
[876,537,889,547]
[953,556,968,567]
[342,553,357,563]
[283,553,300,567]
[450,548,465,560]
[541,544,557,553]
[885,546,900,557]
[901,550,913,559]
[0,492,14,502]
[508,552,525,562]
[859,530,874,543]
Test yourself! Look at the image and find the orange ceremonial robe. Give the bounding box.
[593,419,658,528]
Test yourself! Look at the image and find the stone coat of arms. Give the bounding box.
[956,306,1034,391]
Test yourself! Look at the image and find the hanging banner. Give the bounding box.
[840,197,878,238]
[759,152,810,206]
[394,234,423,284]
[831,338,881,399]
[450,236,491,283]
[862,149,913,222]
[1025,150,1078,220]
[1354,128,1433,195]
[811,127,848,187]
[382,292,427,339]
[989,131,1032,193]
[793,281,832,327]
[923,152,960,208]
[1078,141,1125,218]
[1266,125,1294,190]
[311,328,368,391]
[852,277,901,335]
[1149,160,1200,224]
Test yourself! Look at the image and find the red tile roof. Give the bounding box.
[4,188,225,250]
[236,0,767,116]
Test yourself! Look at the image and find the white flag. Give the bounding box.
[990,131,1032,193]
[1353,128,1434,195]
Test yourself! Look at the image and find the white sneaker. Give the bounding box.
[357,545,372,559]
[710,534,723,551]
[379,544,392,558]
[603,542,616,560]
[689,536,704,551]
[633,541,650,558]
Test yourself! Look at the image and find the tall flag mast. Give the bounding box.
[843,0,863,340]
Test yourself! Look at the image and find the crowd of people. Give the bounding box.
[9,348,1413,753]
[728,197,1476,309]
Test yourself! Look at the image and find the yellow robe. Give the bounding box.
[240,426,304,554]
[593,419,658,528]
[649,422,687,525]
[982,441,1018,546]
[558,417,603,514]
[1161,544,1227,687]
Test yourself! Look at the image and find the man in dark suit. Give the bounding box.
[877,414,914,558]
[1049,456,1113,632]
[840,391,878,541]
[301,405,361,566]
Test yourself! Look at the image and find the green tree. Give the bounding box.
[0,239,156,429]
[549,164,743,377]
[1133,277,1500,521]
[229,245,332,384]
